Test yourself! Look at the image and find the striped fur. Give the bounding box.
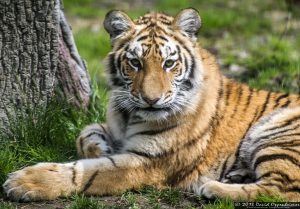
[3,9,300,202]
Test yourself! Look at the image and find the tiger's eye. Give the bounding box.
[164,59,175,69]
[129,58,141,69]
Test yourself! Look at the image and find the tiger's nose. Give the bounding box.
[142,96,160,105]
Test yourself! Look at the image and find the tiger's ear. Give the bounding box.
[104,10,134,43]
[173,8,201,40]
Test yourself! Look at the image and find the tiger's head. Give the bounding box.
[104,8,204,121]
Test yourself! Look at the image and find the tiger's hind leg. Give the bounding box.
[200,107,300,201]
[200,146,300,201]
[76,123,114,158]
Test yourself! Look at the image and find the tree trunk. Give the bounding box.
[0,0,91,134]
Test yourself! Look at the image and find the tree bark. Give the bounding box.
[0,0,91,134]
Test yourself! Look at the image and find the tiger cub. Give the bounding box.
[4,8,300,202]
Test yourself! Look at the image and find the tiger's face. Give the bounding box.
[104,9,203,120]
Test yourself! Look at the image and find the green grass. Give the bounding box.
[0,86,107,193]
[1,0,300,208]
[0,202,14,209]
[67,195,104,209]
[65,187,204,209]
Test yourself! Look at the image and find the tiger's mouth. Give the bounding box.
[138,106,171,112]
[135,104,178,121]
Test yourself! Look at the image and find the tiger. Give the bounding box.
[3,8,300,202]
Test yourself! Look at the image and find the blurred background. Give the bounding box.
[63,0,300,94]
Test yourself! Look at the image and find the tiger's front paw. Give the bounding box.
[77,124,113,158]
[199,180,220,200]
[3,163,76,202]
[199,180,245,200]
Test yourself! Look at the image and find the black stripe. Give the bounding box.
[128,120,146,126]
[257,171,293,183]
[111,77,125,87]
[136,35,148,41]
[241,186,250,199]
[254,154,300,170]
[106,156,118,167]
[158,35,168,41]
[71,162,77,186]
[225,81,233,107]
[137,106,172,113]
[263,115,300,133]
[251,139,300,162]
[256,92,272,120]
[181,79,193,91]
[218,155,230,181]
[273,177,286,184]
[128,115,144,125]
[112,140,123,152]
[85,131,105,139]
[120,109,130,129]
[286,186,300,194]
[79,137,84,156]
[281,147,300,156]
[275,93,289,103]
[261,182,300,194]
[230,84,243,118]
[130,124,178,137]
[116,53,122,70]
[82,171,99,192]
[159,16,172,25]
[160,20,172,25]
[252,126,300,144]
[281,99,291,108]
[127,150,154,158]
[183,55,189,73]
[212,76,224,128]
[243,87,254,112]
[274,93,289,109]
[108,53,117,74]
[262,172,300,188]
[170,50,176,56]
[108,53,125,87]
[159,15,170,21]
[256,184,270,195]
[176,45,181,59]
[260,182,284,192]
[99,124,108,135]
[189,57,195,79]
